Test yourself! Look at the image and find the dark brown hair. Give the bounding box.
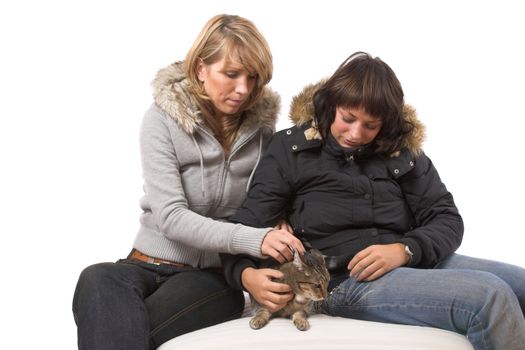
[313,52,413,155]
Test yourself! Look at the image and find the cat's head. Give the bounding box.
[292,249,330,300]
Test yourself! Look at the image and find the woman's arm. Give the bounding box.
[347,151,463,281]
[222,132,304,298]
[140,108,270,257]
[397,151,464,267]
[229,134,294,228]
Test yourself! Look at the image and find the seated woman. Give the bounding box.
[73,14,303,350]
[222,52,525,350]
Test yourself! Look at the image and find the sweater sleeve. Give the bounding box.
[140,107,270,257]
[396,151,464,267]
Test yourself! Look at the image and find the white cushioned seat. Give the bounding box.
[159,314,474,350]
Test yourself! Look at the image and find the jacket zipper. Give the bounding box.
[209,128,259,211]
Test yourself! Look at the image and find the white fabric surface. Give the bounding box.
[158,314,474,350]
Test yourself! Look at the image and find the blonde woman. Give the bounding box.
[73,14,304,350]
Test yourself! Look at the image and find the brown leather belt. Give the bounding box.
[128,249,192,268]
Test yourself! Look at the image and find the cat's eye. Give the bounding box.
[298,281,323,289]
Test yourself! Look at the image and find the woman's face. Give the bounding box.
[197,55,256,117]
[330,106,382,148]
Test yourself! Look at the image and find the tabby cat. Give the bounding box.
[249,249,330,331]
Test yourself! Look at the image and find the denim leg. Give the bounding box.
[72,261,158,350]
[146,269,244,348]
[436,253,525,314]
[322,267,525,350]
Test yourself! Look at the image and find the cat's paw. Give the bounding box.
[293,317,310,331]
[249,316,268,330]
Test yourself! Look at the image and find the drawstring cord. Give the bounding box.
[246,131,263,192]
[192,130,262,196]
[191,134,205,197]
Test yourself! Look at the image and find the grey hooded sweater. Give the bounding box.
[133,62,280,268]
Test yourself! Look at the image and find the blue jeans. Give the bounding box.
[72,259,244,350]
[322,254,525,350]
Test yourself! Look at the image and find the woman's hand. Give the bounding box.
[347,243,409,281]
[241,267,294,312]
[261,229,305,263]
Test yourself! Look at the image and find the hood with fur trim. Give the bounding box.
[288,81,426,155]
[151,61,280,135]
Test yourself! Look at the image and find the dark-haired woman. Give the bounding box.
[222,52,525,349]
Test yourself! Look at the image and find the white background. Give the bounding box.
[1,0,524,348]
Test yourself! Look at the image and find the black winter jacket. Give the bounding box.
[222,84,463,291]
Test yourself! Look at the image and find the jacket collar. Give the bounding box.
[288,81,426,156]
[325,133,374,160]
[151,61,280,134]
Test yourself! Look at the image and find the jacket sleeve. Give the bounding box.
[221,133,294,290]
[140,107,269,257]
[229,133,294,227]
[396,151,464,267]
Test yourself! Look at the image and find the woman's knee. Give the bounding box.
[75,263,117,292]
[467,271,518,314]
[73,263,123,312]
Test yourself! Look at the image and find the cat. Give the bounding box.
[249,248,330,331]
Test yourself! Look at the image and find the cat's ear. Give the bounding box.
[292,250,303,271]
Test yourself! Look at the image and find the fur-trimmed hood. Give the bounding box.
[288,81,426,154]
[151,61,280,135]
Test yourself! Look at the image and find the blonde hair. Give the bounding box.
[184,14,273,151]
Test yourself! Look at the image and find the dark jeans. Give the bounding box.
[72,259,244,350]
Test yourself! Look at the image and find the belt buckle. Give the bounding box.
[146,257,160,265]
